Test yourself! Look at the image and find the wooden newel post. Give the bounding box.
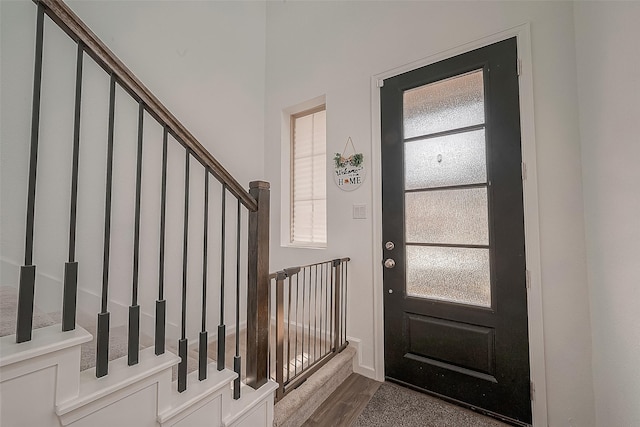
[247,180,270,389]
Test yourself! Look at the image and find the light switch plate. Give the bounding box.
[353,204,367,219]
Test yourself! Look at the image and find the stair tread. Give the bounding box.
[56,346,180,416]
[0,323,92,368]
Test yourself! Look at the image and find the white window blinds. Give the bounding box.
[291,107,326,245]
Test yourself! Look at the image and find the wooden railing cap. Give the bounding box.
[249,181,270,190]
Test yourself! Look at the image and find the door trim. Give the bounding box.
[369,23,548,426]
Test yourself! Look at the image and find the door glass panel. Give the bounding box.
[404,129,486,190]
[405,188,488,245]
[403,70,484,139]
[406,246,491,307]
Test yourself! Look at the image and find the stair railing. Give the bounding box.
[15,0,270,398]
[269,258,350,402]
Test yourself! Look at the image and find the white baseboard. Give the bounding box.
[346,336,377,380]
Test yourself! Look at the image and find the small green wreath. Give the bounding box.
[334,152,363,168]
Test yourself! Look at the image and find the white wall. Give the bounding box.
[65,0,267,184]
[574,3,640,426]
[0,0,266,340]
[9,1,640,426]
[264,1,595,425]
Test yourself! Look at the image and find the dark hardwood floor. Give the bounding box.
[302,373,381,426]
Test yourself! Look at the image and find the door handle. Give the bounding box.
[384,258,396,269]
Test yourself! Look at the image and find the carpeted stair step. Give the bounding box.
[1,285,235,385]
[0,286,60,338]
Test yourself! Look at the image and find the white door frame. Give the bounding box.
[369,23,548,426]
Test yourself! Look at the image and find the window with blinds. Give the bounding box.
[291,106,326,245]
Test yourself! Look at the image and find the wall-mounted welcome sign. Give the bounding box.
[333,137,365,191]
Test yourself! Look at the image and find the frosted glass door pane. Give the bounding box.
[404,130,486,190]
[405,188,488,245]
[406,246,491,307]
[404,70,484,139]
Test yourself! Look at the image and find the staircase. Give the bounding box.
[1,0,276,425]
[1,1,359,425]
[0,322,276,427]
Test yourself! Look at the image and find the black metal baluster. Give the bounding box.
[128,102,144,366]
[155,127,168,356]
[62,41,84,333]
[199,170,209,381]
[96,74,117,378]
[233,198,242,399]
[217,184,227,371]
[178,149,190,393]
[16,2,45,344]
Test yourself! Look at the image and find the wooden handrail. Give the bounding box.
[37,0,257,211]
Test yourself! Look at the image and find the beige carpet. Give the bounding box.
[0,286,59,337]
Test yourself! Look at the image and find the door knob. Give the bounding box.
[384,258,396,269]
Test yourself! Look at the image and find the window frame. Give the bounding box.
[289,104,327,248]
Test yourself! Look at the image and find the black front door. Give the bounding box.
[381,38,531,425]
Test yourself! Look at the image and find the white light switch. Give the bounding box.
[353,204,367,219]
